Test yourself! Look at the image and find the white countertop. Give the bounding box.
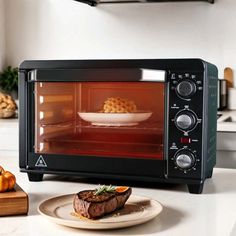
[217,110,236,132]
[0,151,236,236]
[0,118,18,151]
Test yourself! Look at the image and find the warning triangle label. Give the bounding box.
[35,155,47,167]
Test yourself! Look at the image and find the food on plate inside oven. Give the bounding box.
[100,97,137,113]
[73,185,132,219]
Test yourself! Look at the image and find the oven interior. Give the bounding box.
[34,82,165,159]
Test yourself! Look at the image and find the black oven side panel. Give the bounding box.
[19,74,35,169]
[202,62,218,177]
[19,70,27,168]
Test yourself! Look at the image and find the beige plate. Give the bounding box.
[78,112,152,126]
[38,194,163,230]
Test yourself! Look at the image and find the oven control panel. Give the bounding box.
[167,71,203,179]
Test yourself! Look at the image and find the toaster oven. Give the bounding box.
[19,59,218,194]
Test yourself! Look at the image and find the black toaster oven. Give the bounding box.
[19,59,218,194]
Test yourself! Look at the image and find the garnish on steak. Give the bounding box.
[73,185,132,219]
[94,184,116,195]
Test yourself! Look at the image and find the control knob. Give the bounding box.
[175,150,195,170]
[176,80,196,98]
[175,110,197,131]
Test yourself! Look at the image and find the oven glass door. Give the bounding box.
[33,69,166,160]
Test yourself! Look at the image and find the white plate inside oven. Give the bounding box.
[78,112,152,126]
[38,194,163,230]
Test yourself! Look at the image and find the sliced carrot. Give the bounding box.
[115,186,129,193]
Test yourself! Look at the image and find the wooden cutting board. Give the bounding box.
[0,184,28,216]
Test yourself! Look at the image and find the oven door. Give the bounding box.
[24,68,168,179]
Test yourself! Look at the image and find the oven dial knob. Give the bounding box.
[176,80,196,98]
[175,150,195,170]
[175,111,196,131]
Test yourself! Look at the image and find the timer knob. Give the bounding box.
[176,80,196,98]
[175,111,197,131]
[175,150,195,170]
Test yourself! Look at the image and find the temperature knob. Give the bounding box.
[175,110,197,131]
[175,150,195,170]
[176,80,196,98]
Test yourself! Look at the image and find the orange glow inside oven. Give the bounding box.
[34,82,165,160]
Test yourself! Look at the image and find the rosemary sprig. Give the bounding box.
[94,185,116,195]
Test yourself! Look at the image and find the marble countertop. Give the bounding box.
[0,151,236,236]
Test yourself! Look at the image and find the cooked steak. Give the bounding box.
[73,187,132,219]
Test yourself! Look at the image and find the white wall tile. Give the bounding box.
[0,0,5,70]
[4,0,236,78]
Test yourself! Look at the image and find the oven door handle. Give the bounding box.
[27,68,166,82]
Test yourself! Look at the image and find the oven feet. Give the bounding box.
[187,183,204,194]
[206,169,213,178]
[27,173,44,182]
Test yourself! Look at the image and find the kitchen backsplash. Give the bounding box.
[0,0,5,70]
[2,0,236,77]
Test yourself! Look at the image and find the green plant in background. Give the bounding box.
[0,66,18,93]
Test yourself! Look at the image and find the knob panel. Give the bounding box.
[176,80,196,98]
[168,72,203,178]
[175,150,195,170]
